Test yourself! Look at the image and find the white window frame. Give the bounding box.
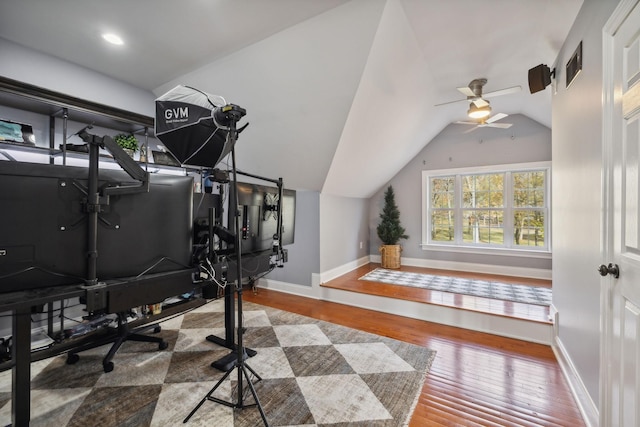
[421,162,551,256]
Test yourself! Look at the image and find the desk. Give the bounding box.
[0,270,200,426]
[1,285,85,427]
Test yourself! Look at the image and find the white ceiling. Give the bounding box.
[0,0,582,197]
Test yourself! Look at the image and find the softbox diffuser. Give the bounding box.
[155,85,232,168]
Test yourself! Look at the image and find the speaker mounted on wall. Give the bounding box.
[528,64,555,94]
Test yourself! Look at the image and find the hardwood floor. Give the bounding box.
[244,267,585,426]
[321,264,553,324]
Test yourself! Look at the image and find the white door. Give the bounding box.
[602,1,640,425]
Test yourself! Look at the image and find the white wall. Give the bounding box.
[551,0,621,411]
[369,113,552,274]
[153,0,385,194]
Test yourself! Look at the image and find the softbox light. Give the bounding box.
[155,85,235,168]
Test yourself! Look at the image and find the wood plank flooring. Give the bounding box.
[245,266,585,426]
[321,264,552,324]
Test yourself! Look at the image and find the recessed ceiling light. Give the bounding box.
[102,33,124,45]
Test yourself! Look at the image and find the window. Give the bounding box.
[423,163,550,252]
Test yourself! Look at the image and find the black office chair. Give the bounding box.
[65,311,167,373]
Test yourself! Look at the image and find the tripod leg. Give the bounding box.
[183,367,234,423]
[243,360,263,382]
[240,364,270,427]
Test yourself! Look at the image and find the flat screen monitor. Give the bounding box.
[0,161,193,293]
[232,182,295,254]
[0,118,36,145]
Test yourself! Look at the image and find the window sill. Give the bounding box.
[420,243,552,259]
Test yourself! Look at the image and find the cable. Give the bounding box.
[183,86,225,109]
[135,257,191,278]
[201,258,228,290]
[0,265,85,282]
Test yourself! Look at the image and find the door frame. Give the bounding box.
[601,0,640,425]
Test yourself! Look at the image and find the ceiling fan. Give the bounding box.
[436,78,521,109]
[455,112,512,133]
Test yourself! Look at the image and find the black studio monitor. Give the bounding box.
[528,64,554,94]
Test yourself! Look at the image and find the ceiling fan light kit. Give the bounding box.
[434,77,520,131]
[436,77,520,124]
[468,103,491,119]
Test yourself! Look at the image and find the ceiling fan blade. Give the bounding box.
[457,86,475,97]
[454,120,478,125]
[483,85,521,99]
[463,126,478,134]
[483,122,513,129]
[471,98,489,108]
[435,98,468,107]
[486,113,508,123]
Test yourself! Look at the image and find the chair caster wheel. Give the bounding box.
[66,354,79,365]
[153,326,161,333]
[103,361,114,373]
[159,341,168,350]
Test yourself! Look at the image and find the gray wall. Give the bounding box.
[551,0,621,408]
[320,193,370,272]
[369,113,552,271]
[266,190,320,286]
[0,38,156,115]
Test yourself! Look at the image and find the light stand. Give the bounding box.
[184,107,270,426]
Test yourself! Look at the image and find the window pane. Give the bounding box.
[462,210,504,245]
[513,209,545,246]
[532,189,544,207]
[425,166,548,250]
[513,171,545,207]
[431,176,455,209]
[462,173,503,208]
[431,210,455,241]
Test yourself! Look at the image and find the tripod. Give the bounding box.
[184,109,270,426]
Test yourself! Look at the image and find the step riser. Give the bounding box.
[319,287,553,345]
[256,280,553,345]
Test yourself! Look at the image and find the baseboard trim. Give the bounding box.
[319,256,370,284]
[369,255,551,280]
[257,278,319,299]
[552,335,599,427]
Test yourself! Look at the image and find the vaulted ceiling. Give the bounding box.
[0,0,582,197]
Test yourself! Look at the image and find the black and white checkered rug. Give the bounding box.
[359,268,552,306]
[0,299,436,426]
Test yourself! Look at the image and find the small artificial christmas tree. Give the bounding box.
[377,185,408,245]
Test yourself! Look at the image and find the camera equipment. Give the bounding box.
[213,103,246,128]
[155,85,246,169]
[158,86,280,426]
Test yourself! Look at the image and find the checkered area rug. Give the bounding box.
[360,268,552,306]
[0,299,435,426]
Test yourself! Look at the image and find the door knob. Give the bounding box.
[598,263,620,278]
